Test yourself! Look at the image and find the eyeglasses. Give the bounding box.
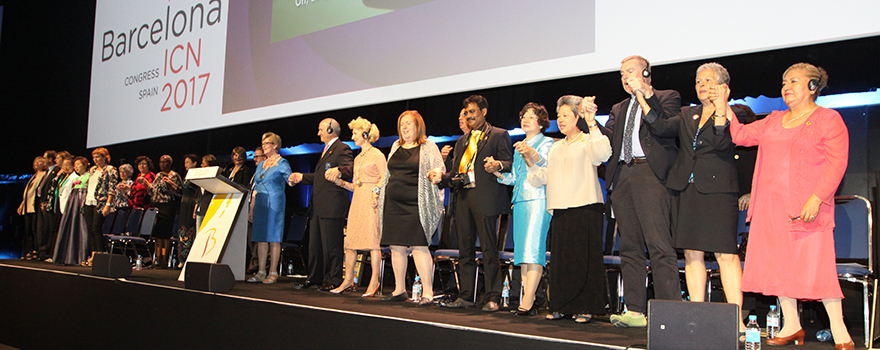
[261,141,274,146]
[462,109,478,117]
[519,114,537,121]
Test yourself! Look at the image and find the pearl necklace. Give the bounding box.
[563,131,583,145]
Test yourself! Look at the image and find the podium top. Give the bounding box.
[185,166,247,194]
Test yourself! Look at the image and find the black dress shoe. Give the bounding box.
[380,292,408,302]
[319,283,336,292]
[292,282,318,290]
[440,298,474,308]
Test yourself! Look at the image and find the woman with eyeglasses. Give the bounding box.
[248,132,292,284]
[493,103,554,316]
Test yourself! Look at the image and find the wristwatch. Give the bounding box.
[372,186,381,194]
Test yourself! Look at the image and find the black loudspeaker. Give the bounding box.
[185,262,235,293]
[647,299,739,350]
[91,253,132,278]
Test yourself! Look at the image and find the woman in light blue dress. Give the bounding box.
[249,132,292,284]
[494,103,554,316]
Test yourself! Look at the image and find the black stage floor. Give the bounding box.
[0,260,867,349]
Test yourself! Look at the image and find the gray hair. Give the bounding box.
[696,62,730,85]
[556,95,584,119]
[119,163,134,175]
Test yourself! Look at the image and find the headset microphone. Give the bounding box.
[809,78,819,92]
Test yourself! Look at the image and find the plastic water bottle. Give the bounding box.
[766,305,780,339]
[135,255,143,270]
[745,315,761,350]
[501,276,510,308]
[411,276,422,302]
[816,329,833,342]
[287,262,294,275]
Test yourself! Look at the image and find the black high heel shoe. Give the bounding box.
[514,303,538,316]
[329,284,357,294]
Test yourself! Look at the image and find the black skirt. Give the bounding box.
[671,183,739,254]
[152,200,179,239]
[548,203,607,315]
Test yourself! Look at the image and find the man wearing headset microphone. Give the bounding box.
[290,118,354,291]
[582,56,682,327]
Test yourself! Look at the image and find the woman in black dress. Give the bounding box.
[645,63,742,329]
[376,111,445,304]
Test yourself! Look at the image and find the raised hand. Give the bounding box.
[440,145,453,160]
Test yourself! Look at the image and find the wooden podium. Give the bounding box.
[178,166,249,282]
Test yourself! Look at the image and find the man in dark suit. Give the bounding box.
[37,150,60,261]
[290,118,353,291]
[429,95,512,312]
[595,56,682,327]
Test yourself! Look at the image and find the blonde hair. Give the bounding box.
[262,132,282,151]
[349,117,380,143]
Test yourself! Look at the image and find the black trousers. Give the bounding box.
[82,205,105,253]
[36,209,57,259]
[610,162,680,314]
[454,188,503,303]
[306,214,345,286]
[23,212,38,255]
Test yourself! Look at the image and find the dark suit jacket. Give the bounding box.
[222,163,253,187]
[38,165,60,206]
[438,123,513,217]
[602,89,681,190]
[647,105,738,193]
[301,140,354,218]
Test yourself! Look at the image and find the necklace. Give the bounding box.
[563,131,582,145]
[785,106,816,125]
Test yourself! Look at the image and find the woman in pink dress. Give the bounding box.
[727,63,852,350]
[328,117,386,297]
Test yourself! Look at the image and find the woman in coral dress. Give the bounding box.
[728,63,853,349]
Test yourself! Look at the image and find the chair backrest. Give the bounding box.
[125,208,145,235]
[140,208,159,238]
[285,214,308,242]
[737,209,749,245]
[101,210,117,234]
[833,196,872,269]
[111,208,131,234]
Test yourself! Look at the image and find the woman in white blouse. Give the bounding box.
[528,95,612,323]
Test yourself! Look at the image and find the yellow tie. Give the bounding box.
[459,129,482,174]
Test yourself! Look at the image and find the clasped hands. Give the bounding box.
[707,84,733,120]
[288,172,303,185]
[577,96,598,125]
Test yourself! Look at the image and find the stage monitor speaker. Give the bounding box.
[185,262,235,293]
[647,299,739,350]
[91,253,132,278]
